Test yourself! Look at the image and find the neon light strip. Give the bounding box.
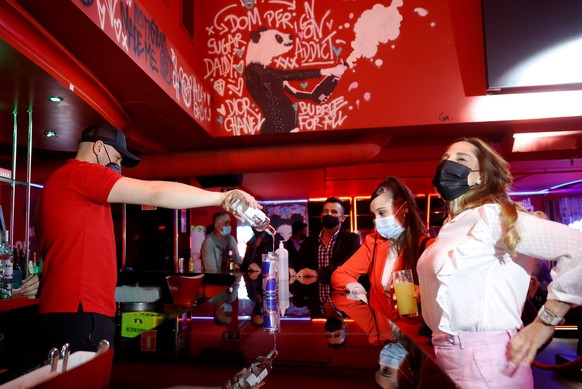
[549,179,582,190]
[260,199,308,204]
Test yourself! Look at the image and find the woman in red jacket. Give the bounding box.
[331,177,432,388]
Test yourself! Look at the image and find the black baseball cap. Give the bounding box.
[79,124,141,167]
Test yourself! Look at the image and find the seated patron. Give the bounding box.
[201,212,242,273]
[241,227,284,272]
[285,220,307,269]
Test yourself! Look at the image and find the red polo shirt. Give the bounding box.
[37,159,121,317]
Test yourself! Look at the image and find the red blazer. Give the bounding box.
[332,232,432,342]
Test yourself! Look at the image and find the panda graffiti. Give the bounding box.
[244,27,346,134]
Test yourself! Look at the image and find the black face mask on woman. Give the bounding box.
[432,160,479,201]
[321,214,341,229]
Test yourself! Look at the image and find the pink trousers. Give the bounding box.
[432,329,533,389]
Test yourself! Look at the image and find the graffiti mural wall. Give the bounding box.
[196,0,455,137]
[74,0,213,130]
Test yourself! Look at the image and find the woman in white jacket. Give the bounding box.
[417,137,582,388]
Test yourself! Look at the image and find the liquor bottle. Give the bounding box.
[221,190,276,235]
[223,349,278,389]
[275,241,288,280]
[11,248,22,294]
[226,250,235,272]
[29,252,43,275]
[0,231,13,299]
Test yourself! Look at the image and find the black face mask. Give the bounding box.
[106,162,122,175]
[101,145,122,175]
[322,214,341,229]
[432,160,478,201]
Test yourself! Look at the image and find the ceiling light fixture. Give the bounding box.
[512,130,582,153]
[44,130,57,138]
[512,130,581,140]
[48,95,64,102]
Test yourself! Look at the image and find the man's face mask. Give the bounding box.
[321,214,341,229]
[432,160,479,201]
[221,225,232,236]
[106,162,122,175]
[103,145,122,175]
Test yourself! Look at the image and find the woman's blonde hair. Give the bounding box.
[454,137,521,253]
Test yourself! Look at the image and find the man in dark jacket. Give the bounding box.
[285,220,307,270]
[290,197,360,349]
[240,227,284,272]
[292,197,360,284]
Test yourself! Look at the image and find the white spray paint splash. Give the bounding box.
[346,0,404,68]
[348,81,359,92]
[414,7,428,17]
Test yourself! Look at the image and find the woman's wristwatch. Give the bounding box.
[537,306,565,326]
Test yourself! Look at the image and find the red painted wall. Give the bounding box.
[190,0,476,137]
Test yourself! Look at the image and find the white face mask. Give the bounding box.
[221,225,232,236]
[375,216,404,239]
[374,203,405,240]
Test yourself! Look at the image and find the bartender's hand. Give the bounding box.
[21,274,40,299]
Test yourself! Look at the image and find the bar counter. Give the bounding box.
[111,269,456,388]
[0,296,39,312]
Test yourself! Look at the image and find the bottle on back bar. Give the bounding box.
[226,250,235,272]
[0,231,13,299]
[12,248,22,295]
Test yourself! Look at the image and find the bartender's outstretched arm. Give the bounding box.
[108,178,259,212]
